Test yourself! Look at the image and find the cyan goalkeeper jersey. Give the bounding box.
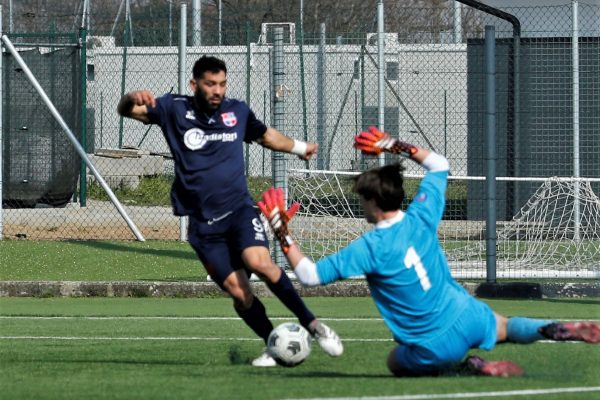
[316,170,473,345]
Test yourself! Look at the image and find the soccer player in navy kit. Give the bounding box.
[259,126,600,377]
[117,56,342,367]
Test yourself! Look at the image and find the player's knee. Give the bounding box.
[224,280,253,308]
[246,258,278,278]
[230,288,254,309]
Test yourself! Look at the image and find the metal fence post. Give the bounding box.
[179,3,188,242]
[272,27,286,267]
[79,26,88,207]
[377,0,385,167]
[192,0,201,46]
[484,25,497,284]
[572,0,581,241]
[316,23,326,170]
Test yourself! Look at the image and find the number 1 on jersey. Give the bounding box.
[404,247,432,291]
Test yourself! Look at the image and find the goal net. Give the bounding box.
[288,169,600,279]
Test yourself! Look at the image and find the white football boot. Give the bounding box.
[251,348,277,367]
[311,321,343,357]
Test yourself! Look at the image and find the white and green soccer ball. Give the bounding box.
[267,322,312,367]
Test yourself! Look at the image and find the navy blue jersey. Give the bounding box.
[146,94,267,219]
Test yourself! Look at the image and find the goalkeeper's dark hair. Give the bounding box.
[353,163,405,211]
[193,56,227,79]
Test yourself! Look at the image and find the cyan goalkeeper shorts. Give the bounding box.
[391,296,497,375]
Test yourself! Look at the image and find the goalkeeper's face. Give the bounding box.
[190,70,227,111]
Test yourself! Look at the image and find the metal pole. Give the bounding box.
[125,0,134,46]
[8,1,12,33]
[484,26,497,283]
[192,0,201,46]
[453,1,463,43]
[299,0,309,169]
[0,6,3,240]
[1,35,145,241]
[111,0,125,37]
[572,0,581,241]
[78,26,88,207]
[377,0,385,167]
[272,27,286,267]
[179,3,188,241]
[218,0,222,45]
[316,23,326,170]
[169,0,172,46]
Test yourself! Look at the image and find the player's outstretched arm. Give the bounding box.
[258,187,321,286]
[258,127,318,161]
[117,90,156,124]
[354,126,430,162]
[353,126,450,172]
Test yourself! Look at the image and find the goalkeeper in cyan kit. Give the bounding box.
[259,126,600,377]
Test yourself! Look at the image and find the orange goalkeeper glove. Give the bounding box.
[354,126,418,157]
[257,187,300,254]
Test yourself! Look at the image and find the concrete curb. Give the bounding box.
[0,280,598,298]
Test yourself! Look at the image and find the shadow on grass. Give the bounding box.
[539,298,600,306]
[138,276,207,282]
[67,240,196,262]
[251,370,393,379]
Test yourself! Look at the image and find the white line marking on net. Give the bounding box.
[284,386,600,400]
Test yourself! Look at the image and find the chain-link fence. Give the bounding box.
[1,2,599,277]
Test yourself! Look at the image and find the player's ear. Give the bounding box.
[189,79,197,92]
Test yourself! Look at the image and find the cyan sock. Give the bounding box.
[507,317,555,343]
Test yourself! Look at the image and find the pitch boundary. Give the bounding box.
[285,386,600,400]
[0,336,586,344]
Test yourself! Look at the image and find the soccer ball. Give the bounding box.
[267,322,312,367]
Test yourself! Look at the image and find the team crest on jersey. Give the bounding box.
[221,112,237,127]
[185,110,196,120]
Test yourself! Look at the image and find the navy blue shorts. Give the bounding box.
[188,205,269,289]
[392,296,497,375]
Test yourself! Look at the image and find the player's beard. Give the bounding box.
[194,88,222,112]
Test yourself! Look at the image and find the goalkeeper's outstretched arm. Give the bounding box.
[354,126,449,172]
[257,188,322,287]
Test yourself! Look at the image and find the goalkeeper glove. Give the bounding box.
[354,126,418,157]
[257,187,300,254]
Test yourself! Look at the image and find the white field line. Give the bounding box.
[0,316,383,321]
[0,336,395,342]
[0,316,596,322]
[285,386,600,400]
[0,336,585,344]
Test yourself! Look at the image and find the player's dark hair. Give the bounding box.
[353,163,405,211]
[192,56,227,79]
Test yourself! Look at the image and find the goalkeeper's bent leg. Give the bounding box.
[507,317,555,343]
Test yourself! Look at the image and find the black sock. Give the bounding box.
[267,269,316,330]
[235,297,273,344]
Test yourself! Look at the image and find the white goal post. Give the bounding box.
[287,169,600,279]
[258,23,296,45]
